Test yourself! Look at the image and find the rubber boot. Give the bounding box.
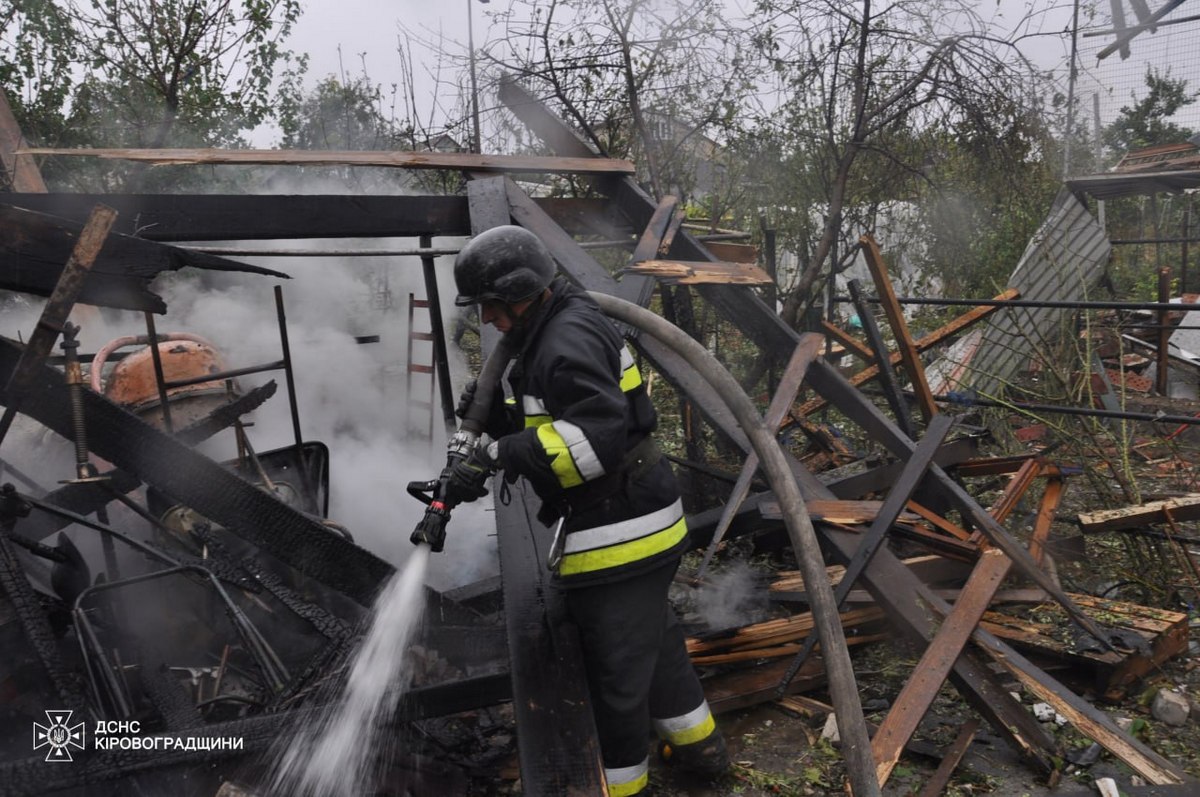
[658,730,730,778]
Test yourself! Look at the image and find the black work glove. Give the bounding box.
[456,379,516,437]
[443,440,497,506]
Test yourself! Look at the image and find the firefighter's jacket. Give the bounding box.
[492,279,689,586]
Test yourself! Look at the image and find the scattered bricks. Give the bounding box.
[1107,370,1153,393]
[1151,689,1191,727]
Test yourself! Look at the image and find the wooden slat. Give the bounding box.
[861,235,938,422]
[697,335,825,576]
[18,146,637,175]
[872,549,1011,786]
[821,320,875,362]
[624,259,774,285]
[1029,477,1065,566]
[798,288,1020,417]
[1078,494,1200,533]
[916,719,980,797]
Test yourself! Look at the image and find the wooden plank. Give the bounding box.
[872,549,1011,786]
[1029,477,1065,566]
[703,654,827,715]
[1078,494,1200,533]
[464,181,605,796]
[987,458,1043,524]
[969,622,1188,785]
[624,259,773,285]
[0,90,47,192]
[821,320,875,362]
[979,594,1189,701]
[615,195,678,310]
[905,501,973,541]
[697,335,825,576]
[916,719,980,797]
[778,415,956,691]
[798,288,1020,417]
[687,607,886,656]
[494,481,606,796]
[19,146,637,175]
[861,235,938,422]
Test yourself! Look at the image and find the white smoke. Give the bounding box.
[0,231,500,591]
[693,559,766,631]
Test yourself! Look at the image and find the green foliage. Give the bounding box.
[1102,69,1198,158]
[2,0,302,191]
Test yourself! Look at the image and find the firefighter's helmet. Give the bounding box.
[453,225,557,307]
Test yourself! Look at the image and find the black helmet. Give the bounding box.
[454,226,557,306]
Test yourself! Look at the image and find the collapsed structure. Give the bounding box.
[1,79,1197,796]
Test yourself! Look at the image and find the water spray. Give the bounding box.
[407,333,517,551]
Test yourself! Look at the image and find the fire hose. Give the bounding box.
[407,333,517,552]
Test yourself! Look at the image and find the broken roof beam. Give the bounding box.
[0,204,286,312]
[18,147,636,176]
[5,193,616,242]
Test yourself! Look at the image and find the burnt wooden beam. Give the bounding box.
[617,194,678,310]
[19,147,637,175]
[4,193,615,241]
[915,719,980,797]
[0,204,286,312]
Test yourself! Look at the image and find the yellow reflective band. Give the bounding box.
[619,345,643,392]
[608,772,648,797]
[536,423,584,488]
[606,759,649,797]
[559,515,687,576]
[524,414,551,429]
[661,711,716,747]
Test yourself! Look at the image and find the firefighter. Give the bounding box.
[445,225,729,795]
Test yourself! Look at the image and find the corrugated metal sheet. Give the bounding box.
[928,186,1111,397]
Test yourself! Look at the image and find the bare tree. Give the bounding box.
[488,0,753,203]
[744,0,1048,329]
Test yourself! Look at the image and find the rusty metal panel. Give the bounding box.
[930,187,1111,396]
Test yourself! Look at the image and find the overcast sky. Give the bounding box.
[277,0,1197,145]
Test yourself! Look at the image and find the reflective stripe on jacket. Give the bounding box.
[494,280,687,585]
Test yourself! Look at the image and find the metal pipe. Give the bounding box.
[830,295,1200,312]
[589,291,881,797]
